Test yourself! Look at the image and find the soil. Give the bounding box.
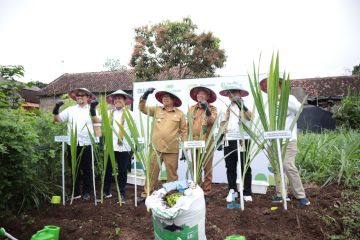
[0,183,350,240]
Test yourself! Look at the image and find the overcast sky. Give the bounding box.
[0,0,359,83]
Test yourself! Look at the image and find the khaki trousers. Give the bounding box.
[200,151,214,196]
[275,141,306,199]
[142,151,179,197]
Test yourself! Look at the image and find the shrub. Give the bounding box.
[333,92,360,129]
[0,109,65,215]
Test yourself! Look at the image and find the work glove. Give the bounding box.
[234,96,248,112]
[52,100,64,115]
[216,134,225,151]
[200,101,211,117]
[90,99,99,116]
[141,87,155,100]
[180,150,186,162]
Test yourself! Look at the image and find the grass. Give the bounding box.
[297,129,360,188]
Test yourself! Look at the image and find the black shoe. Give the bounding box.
[121,194,126,204]
[136,196,146,204]
[83,193,90,201]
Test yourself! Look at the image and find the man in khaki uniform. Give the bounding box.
[188,86,217,203]
[138,88,188,202]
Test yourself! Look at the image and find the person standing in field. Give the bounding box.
[260,78,310,206]
[137,88,188,203]
[53,88,97,201]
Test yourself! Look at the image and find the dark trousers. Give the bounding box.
[67,145,93,196]
[104,151,131,196]
[224,140,252,196]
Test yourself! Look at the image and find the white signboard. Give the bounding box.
[226,132,251,140]
[263,130,292,139]
[54,136,70,142]
[184,141,206,148]
[133,75,273,184]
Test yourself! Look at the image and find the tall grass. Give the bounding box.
[297,129,360,188]
[118,107,157,197]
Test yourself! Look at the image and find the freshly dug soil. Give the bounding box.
[0,183,350,240]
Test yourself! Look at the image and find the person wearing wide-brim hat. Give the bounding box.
[53,88,98,201]
[218,83,254,203]
[259,78,310,206]
[137,87,188,203]
[188,86,218,203]
[100,89,135,203]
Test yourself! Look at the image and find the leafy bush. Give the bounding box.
[333,92,360,129]
[0,109,65,215]
[297,129,360,188]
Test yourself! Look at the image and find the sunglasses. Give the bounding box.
[76,94,88,97]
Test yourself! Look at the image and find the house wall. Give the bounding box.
[40,96,59,111]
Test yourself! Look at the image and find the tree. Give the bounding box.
[352,64,360,76]
[0,65,25,81]
[130,18,226,81]
[103,58,127,71]
[28,81,48,89]
[0,65,26,108]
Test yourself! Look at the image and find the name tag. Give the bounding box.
[184,141,205,148]
[263,130,292,139]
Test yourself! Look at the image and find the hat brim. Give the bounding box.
[190,86,217,103]
[259,78,284,93]
[69,88,96,104]
[219,89,249,97]
[155,91,182,107]
[106,92,133,105]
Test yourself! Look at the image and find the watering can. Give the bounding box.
[0,227,18,240]
[31,225,60,240]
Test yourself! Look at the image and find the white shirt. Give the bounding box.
[110,108,136,152]
[286,95,302,141]
[59,104,95,146]
[220,103,251,133]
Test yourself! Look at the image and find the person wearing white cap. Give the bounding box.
[219,84,253,203]
[137,88,188,203]
[99,90,135,204]
[188,86,217,203]
[259,78,310,206]
[53,88,97,201]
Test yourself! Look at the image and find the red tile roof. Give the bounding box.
[291,75,360,98]
[40,70,135,96]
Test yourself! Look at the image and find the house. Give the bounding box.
[39,70,135,110]
[20,86,41,110]
[291,75,360,110]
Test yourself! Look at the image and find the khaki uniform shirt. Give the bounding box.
[189,104,217,140]
[139,99,188,153]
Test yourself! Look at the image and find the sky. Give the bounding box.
[0,0,359,83]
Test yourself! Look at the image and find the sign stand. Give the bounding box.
[263,130,292,210]
[134,138,144,207]
[55,136,69,206]
[183,141,206,184]
[225,132,250,210]
[55,136,99,206]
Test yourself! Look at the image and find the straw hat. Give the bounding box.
[219,84,249,97]
[189,86,217,103]
[106,89,133,105]
[69,88,96,103]
[155,90,182,107]
[259,78,284,93]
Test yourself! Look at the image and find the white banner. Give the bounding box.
[133,76,273,185]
